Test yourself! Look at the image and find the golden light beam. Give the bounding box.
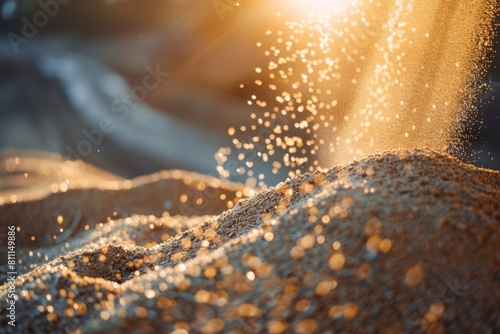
[290,0,345,14]
[219,0,497,184]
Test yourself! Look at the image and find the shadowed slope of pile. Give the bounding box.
[1,149,499,333]
[0,165,246,267]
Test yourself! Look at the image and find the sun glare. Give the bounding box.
[218,0,497,185]
[290,0,345,14]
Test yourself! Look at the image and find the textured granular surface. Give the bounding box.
[0,149,499,333]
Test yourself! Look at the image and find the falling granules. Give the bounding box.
[1,149,498,333]
[217,0,498,185]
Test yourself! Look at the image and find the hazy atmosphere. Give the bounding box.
[0,1,499,333]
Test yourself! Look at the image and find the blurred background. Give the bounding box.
[0,0,498,189]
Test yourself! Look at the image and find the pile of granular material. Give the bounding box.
[1,149,499,333]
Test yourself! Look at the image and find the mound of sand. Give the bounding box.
[1,149,499,333]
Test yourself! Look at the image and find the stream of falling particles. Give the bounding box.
[2,2,500,333]
[216,0,498,186]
